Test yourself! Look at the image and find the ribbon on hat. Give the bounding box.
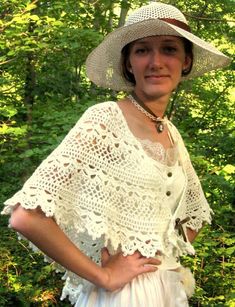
[160,18,191,32]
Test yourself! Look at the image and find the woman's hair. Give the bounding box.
[121,37,194,85]
[181,38,194,76]
[121,43,136,85]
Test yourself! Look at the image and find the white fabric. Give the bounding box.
[75,270,188,307]
[1,101,212,304]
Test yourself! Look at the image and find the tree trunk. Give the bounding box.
[118,0,130,27]
[24,50,36,123]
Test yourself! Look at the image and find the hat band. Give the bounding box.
[160,18,191,32]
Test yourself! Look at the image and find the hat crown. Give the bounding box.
[125,2,188,26]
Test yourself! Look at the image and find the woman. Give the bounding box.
[1,2,230,306]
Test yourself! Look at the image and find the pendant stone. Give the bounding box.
[156,122,164,133]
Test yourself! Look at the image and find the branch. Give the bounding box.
[0,85,17,93]
[184,13,235,23]
[0,58,15,66]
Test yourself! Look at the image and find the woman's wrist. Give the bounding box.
[73,256,109,289]
[88,265,110,289]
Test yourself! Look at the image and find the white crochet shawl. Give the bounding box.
[2,101,212,303]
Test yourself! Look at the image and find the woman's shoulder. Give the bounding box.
[70,101,124,136]
[75,101,119,126]
[83,101,119,117]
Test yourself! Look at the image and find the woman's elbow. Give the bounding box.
[10,204,39,234]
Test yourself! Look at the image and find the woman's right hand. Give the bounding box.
[100,247,161,291]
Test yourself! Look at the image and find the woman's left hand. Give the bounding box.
[100,247,161,291]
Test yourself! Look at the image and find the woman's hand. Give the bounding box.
[100,248,161,291]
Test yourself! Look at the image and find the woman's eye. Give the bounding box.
[163,46,177,54]
[135,48,148,54]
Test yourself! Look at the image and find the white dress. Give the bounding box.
[75,140,189,307]
[75,270,188,307]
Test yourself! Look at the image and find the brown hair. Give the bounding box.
[181,38,193,76]
[121,37,194,85]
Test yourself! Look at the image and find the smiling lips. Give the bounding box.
[145,74,169,80]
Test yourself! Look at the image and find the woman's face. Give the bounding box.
[128,35,191,100]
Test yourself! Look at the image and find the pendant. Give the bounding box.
[156,122,164,133]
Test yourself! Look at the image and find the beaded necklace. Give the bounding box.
[128,92,166,133]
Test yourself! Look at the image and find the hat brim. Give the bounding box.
[86,19,231,91]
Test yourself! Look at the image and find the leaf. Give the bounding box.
[225,246,235,256]
[221,164,235,175]
[25,3,38,12]
[29,15,40,22]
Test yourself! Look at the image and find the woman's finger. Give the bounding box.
[141,264,158,273]
[127,250,144,259]
[139,256,161,266]
[101,247,110,266]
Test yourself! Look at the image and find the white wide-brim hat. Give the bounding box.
[86,2,231,91]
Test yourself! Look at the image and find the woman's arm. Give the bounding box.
[10,205,160,291]
[186,227,198,243]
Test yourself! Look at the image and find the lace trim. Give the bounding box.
[136,138,179,166]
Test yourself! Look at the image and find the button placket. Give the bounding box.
[166,169,173,197]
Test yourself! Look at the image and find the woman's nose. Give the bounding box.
[149,51,163,69]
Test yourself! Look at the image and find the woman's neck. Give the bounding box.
[133,90,171,118]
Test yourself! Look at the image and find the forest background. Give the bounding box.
[0,0,234,306]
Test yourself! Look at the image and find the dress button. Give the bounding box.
[166,191,171,196]
[167,172,172,177]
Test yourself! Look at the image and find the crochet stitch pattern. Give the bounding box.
[2,101,212,303]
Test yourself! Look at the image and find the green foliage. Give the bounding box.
[0,0,234,306]
[0,217,70,306]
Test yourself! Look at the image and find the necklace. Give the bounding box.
[128,93,166,133]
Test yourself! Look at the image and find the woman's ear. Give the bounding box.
[127,61,133,73]
[183,55,192,72]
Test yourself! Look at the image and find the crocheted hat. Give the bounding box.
[86,2,230,91]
